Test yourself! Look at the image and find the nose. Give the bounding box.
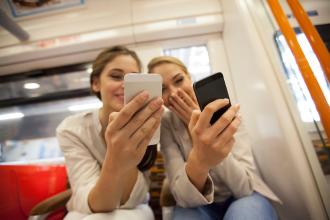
[168,85,178,97]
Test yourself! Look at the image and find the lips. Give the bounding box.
[115,94,124,102]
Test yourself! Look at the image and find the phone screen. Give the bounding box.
[193,72,231,124]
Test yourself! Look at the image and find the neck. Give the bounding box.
[99,107,114,136]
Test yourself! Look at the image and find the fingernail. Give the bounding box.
[224,98,229,103]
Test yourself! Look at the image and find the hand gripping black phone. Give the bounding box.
[193,72,231,124]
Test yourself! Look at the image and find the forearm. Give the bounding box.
[88,163,138,213]
[185,155,209,193]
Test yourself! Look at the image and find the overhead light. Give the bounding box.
[87,67,93,74]
[24,82,40,90]
[68,102,102,112]
[0,112,24,121]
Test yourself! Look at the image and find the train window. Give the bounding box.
[163,45,211,82]
[0,64,101,163]
[275,24,330,176]
[274,26,330,123]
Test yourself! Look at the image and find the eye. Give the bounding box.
[175,76,184,85]
[109,72,124,81]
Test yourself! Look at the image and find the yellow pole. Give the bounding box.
[287,0,330,83]
[267,0,330,139]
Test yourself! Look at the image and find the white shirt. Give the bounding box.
[56,110,150,214]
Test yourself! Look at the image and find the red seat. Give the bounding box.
[0,164,67,220]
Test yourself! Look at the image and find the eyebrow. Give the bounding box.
[108,68,124,73]
[172,73,182,81]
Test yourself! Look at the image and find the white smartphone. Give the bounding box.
[124,73,162,145]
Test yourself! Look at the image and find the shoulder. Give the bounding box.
[56,111,95,135]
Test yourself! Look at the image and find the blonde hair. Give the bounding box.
[147,56,189,76]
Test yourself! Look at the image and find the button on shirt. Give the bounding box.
[56,110,150,214]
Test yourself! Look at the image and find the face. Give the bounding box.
[151,63,194,108]
[92,55,140,112]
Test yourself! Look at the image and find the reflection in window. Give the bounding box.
[0,62,104,163]
[275,32,330,122]
[0,96,102,163]
[163,45,211,82]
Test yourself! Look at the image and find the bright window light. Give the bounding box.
[164,45,211,82]
[0,112,24,121]
[276,33,330,122]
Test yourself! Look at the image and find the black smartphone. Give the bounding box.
[193,72,231,124]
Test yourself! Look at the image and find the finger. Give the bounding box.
[170,94,190,113]
[210,104,240,138]
[196,99,230,129]
[124,97,163,137]
[135,114,162,157]
[189,109,201,131]
[168,105,189,124]
[169,96,189,119]
[110,91,149,130]
[178,88,196,107]
[186,87,199,105]
[169,98,190,122]
[214,116,241,147]
[108,112,119,123]
[130,107,164,146]
[214,137,235,159]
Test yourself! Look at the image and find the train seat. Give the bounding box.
[0,164,67,220]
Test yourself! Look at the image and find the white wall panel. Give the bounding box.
[132,0,221,23]
[220,0,328,219]
[0,0,133,47]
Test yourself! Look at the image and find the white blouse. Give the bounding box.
[56,110,149,214]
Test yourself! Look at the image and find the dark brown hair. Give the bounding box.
[90,45,142,100]
[90,46,156,171]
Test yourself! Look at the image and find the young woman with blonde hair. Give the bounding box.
[148,56,280,220]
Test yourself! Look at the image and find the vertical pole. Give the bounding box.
[267,0,330,139]
[287,0,330,83]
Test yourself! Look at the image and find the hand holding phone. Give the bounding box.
[193,72,231,124]
[124,73,162,145]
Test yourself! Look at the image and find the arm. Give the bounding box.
[57,128,149,214]
[160,113,214,208]
[88,92,163,212]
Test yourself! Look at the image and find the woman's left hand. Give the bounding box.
[168,88,199,125]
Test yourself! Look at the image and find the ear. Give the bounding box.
[92,77,100,93]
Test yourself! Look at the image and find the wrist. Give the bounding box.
[187,151,209,176]
[103,154,127,176]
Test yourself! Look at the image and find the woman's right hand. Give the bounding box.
[104,91,164,173]
[187,99,241,173]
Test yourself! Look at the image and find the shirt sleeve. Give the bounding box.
[160,115,215,208]
[56,126,100,214]
[57,124,150,214]
[119,171,150,209]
